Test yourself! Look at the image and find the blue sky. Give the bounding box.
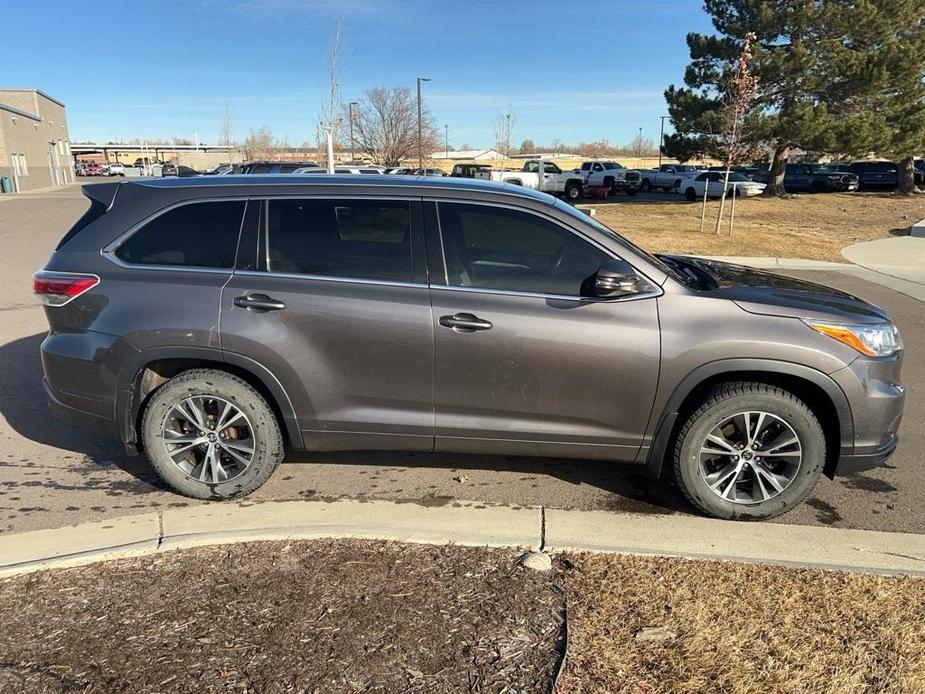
[6,0,712,147]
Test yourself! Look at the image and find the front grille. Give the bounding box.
[625,172,640,182]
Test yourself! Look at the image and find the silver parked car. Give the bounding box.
[34,176,903,519]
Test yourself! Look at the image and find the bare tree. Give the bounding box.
[316,20,346,167]
[352,86,437,166]
[493,109,516,167]
[244,126,276,160]
[219,105,235,147]
[714,32,760,235]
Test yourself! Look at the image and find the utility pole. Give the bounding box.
[658,115,668,169]
[444,123,448,159]
[506,112,512,163]
[636,127,643,161]
[417,76,430,169]
[348,101,358,162]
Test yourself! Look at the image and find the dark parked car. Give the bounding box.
[450,163,492,179]
[843,161,899,190]
[35,176,904,520]
[160,163,178,176]
[779,163,859,193]
[239,161,320,174]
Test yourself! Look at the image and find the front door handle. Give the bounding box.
[439,313,493,333]
[234,293,286,312]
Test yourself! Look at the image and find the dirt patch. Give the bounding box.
[557,553,925,693]
[592,192,925,262]
[0,540,564,692]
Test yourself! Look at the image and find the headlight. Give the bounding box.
[804,320,902,357]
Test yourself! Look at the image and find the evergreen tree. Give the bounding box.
[666,1,845,196]
[828,0,925,193]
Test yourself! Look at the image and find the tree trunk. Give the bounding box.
[898,157,917,195]
[763,143,790,197]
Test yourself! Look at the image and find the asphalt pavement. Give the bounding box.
[0,184,922,535]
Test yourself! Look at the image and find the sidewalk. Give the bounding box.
[1,499,923,578]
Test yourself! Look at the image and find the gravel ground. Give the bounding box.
[0,540,565,693]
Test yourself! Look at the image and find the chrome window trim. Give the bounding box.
[430,282,661,303]
[429,197,662,298]
[100,196,249,273]
[234,269,427,290]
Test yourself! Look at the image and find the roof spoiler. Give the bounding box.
[81,180,122,210]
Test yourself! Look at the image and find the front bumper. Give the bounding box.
[829,354,904,476]
[836,433,899,474]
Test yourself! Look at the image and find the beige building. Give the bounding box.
[0,89,72,193]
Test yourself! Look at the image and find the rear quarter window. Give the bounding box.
[114,200,245,268]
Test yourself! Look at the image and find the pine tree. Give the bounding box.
[666,1,845,196]
[828,1,925,193]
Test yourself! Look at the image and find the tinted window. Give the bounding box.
[868,163,897,173]
[437,202,609,296]
[267,199,412,282]
[544,162,562,174]
[278,164,301,173]
[249,164,273,174]
[115,201,245,268]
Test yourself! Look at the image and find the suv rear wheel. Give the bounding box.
[141,369,284,499]
[672,382,825,520]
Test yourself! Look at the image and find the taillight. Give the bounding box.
[32,270,99,306]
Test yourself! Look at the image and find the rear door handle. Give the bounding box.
[234,293,286,312]
[439,313,493,333]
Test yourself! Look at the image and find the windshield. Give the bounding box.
[727,172,750,182]
[602,162,624,170]
[553,200,686,283]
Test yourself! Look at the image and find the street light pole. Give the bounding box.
[444,123,448,159]
[417,77,430,169]
[658,115,668,170]
[637,127,643,162]
[348,101,358,162]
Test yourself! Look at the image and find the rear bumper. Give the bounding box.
[44,378,119,438]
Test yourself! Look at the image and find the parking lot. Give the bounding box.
[1,184,922,535]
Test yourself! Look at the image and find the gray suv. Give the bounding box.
[34,176,904,519]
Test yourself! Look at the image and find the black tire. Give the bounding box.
[672,382,825,520]
[141,368,284,499]
[685,187,697,201]
[564,182,582,201]
[640,179,652,193]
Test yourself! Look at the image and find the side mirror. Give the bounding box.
[593,258,644,298]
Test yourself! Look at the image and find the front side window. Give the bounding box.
[437,202,609,297]
[266,199,412,282]
[115,200,245,268]
[544,162,562,174]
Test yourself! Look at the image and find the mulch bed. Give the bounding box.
[0,540,565,692]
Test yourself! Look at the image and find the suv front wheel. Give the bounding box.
[141,369,284,499]
[672,382,825,520]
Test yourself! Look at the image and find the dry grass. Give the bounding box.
[558,553,925,694]
[591,192,925,262]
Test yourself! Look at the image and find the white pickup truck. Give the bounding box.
[577,161,642,195]
[490,159,585,201]
[638,163,704,192]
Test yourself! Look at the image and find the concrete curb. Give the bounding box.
[909,218,925,238]
[544,510,925,576]
[2,499,924,578]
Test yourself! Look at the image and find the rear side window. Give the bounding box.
[115,200,245,268]
[56,199,107,250]
[267,199,412,282]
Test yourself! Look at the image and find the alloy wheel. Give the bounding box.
[161,395,255,484]
[698,410,802,504]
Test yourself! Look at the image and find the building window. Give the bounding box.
[11,154,28,177]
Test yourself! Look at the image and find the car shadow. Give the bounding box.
[0,332,166,491]
[2,332,687,515]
